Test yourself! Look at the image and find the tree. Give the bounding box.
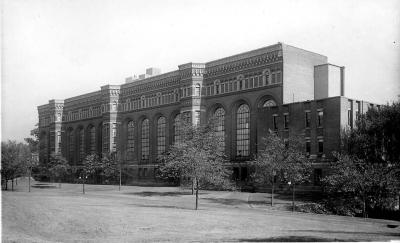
[324,102,400,217]
[81,154,102,193]
[1,140,31,190]
[159,119,233,210]
[252,130,311,210]
[24,124,39,154]
[48,153,70,188]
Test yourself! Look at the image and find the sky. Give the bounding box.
[2,0,400,142]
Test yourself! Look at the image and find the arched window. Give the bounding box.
[68,130,74,163]
[157,117,166,156]
[79,129,85,163]
[195,84,201,96]
[89,126,96,154]
[236,104,250,157]
[262,99,277,107]
[213,107,225,150]
[127,121,135,160]
[141,119,149,160]
[173,114,181,144]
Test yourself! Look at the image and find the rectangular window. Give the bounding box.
[283,114,289,129]
[356,101,361,120]
[272,115,278,130]
[305,139,311,156]
[305,111,311,128]
[318,139,324,154]
[348,109,352,128]
[317,110,323,127]
[249,77,254,88]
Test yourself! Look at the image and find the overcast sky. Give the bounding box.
[2,0,400,142]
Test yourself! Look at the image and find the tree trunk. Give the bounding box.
[271,180,274,207]
[12,179,14,191]
[5,179,8,191]
[16,177,17,185]
[363,196,367,218]
[292,184,295,212]
[83,178,85,194]
[195,178,199,210]
[191,179,194,195]
[59,178,61,188]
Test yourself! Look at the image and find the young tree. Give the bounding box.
[81,154,102,193]
[48,153,70,188]
[252,131,284,206]
[159,119,233,210]
[252,130,311,210]
[1,141,31,190]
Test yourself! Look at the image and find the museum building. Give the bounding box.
[37,42,376,184]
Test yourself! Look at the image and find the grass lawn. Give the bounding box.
[2,177,400,242]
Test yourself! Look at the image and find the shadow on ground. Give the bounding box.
[125,191,205,197]
[31,183,57,189]
[127,203,194,210]
[291,229,400,238]
[203,197,248,206]
[233,236,350,242]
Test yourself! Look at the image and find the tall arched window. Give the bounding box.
[214,107,225,150]
[262,99,277,107]
[173,114,181,144]
[141,119,149,160]
[79,129,84,163]
[127,121,135,160]
[157,117,166,156]
[68,130,74,163]
[89,126,96,154]
[236,104,250,157]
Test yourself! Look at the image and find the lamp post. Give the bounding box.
[288,181,295,212]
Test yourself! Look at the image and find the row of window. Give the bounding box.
[270,110,324,131]
[55,72,282,123]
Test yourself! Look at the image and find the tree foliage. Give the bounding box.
[158,119,233,209]
[24,124,39,153]
[48,153,70,185]
[1,140,31,190]
[324,102,400,217]
[252,130,311,206]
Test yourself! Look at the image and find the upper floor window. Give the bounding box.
[305,111,311,128]
[317,110,323,127]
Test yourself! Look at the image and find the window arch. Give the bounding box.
[173,114,181,144]
[141,119,149,160]
[262,99,277,107]
[213,107,225,150]
[127,121,135,160]
[236,104,250,157]
[157,117,166,156]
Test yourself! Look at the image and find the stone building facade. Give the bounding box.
[37,42,375,184]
